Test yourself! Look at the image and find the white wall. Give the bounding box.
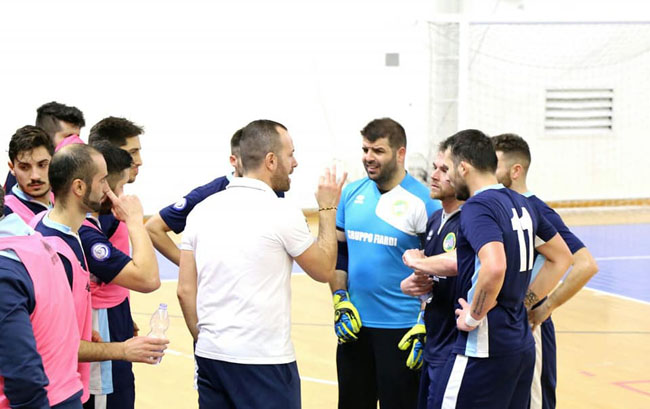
[1,0,648,213]
[0,0,435,213]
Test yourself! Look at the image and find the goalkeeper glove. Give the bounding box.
[333,290,362,343]
[398,310,426,370]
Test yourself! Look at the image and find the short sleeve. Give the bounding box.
[160,177,230,234]
[534,214,557,246]
[278,206,315,258]
[461,201,504,252]
[539,206,585,254]
[336,187,348,231]
[79,226,132,284]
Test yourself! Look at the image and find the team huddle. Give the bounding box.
[0,104,598,409]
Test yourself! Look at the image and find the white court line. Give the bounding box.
[166,349,338,386]
[584,287,650,306]
[594,255,650,261]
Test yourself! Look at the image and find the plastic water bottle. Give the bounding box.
[147,303,169,364]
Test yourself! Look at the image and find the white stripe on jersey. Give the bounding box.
[442,355,469,409]
[530,325,544,409]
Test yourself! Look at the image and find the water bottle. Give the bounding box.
[147,303,169,364]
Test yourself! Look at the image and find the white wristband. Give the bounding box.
[464,312,483,327]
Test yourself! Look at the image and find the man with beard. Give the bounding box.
[4,126,55,221]
[75,143,160,409]
[33,143,168,406]
[178,119,345,408]
[329,118,440,409]
[146,129,284,266]
[430,130,572,409]
[491,133,598,409]
[398,138,463,409]
[4,102,86,191]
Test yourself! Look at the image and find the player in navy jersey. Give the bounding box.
[330,118,440,409]
[399,138,463,409]
[146,129,285,266]
[4,101,85,191]
[431,129,572,409]
[77,143,161,409]
[3,126,55,220]
[491,133,598,409]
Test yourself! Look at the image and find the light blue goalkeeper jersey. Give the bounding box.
[336,173,440,328]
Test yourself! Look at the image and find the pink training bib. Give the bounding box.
[0,234,82,408]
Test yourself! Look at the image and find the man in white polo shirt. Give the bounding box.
[177,119,346,409]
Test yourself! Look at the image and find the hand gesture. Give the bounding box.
[315,165,347,210]
[402,249,425,269]
[105,189,144,225]
[528,300,551,331]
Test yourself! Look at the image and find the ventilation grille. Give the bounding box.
[545,89,613,133]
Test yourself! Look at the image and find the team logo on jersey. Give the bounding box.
[354,195,365,205]
[91,243,111,261]
[427,229,433,241]
[442,232,456,252]
[392,200,408,217]
[173,198,187,210]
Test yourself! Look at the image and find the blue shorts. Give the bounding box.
[418,361,446,409]
[432,346,535,409]
[195,355,300,409]
[529,318,556,409]
[53,390,83,409]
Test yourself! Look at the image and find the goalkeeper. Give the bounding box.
[328,118,441,409]
[399,142,463,409]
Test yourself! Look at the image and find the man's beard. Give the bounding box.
[82,189,103,213]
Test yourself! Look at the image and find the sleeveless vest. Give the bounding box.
[29,212,92,403]
[0,234,82,408]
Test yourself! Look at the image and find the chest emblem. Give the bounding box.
[354,195,365,205]
[392,200,408,217]
[442,232,456,253]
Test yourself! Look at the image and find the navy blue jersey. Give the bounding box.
[526,194,584,255]
[3,170,16,192]
[98,214,121,238]
[453,185,557,358]
[3,185,50,217]
[423,208,461,365]
[34,213,88,289]
[159,175,285,234]
[79,218,131,284]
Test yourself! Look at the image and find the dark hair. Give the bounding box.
[49,144,99,202]
[8,125,55,162]
[360,118,406,150]
[230,128,242,156]
[448,129,497,173]
[88,117,144,147]
[90,141,133,176]
[491,133,531,170]
[438,135,456,153]
[0,186,5,210]
[35,101,85,139]
[239,120,287,172]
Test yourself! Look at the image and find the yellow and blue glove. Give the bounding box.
[333,290,362,343]
[398,310,426,370]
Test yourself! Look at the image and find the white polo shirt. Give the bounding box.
[181,177,314,364]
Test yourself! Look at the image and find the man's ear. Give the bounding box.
[71,179,85,199]
[396,146,406,164]
[7,161,14,176]
[511,163,524,181]
[264,152,277,171]
[459,160,469,177]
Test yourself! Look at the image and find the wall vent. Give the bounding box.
[545,88,613,133]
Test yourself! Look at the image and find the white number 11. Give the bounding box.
[511,207,533,272]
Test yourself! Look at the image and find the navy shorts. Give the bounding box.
[53,390,83,409]
[432,346,535,409]
[529,318,557,409]
[195,355,300,409]
[418,361,446,409]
